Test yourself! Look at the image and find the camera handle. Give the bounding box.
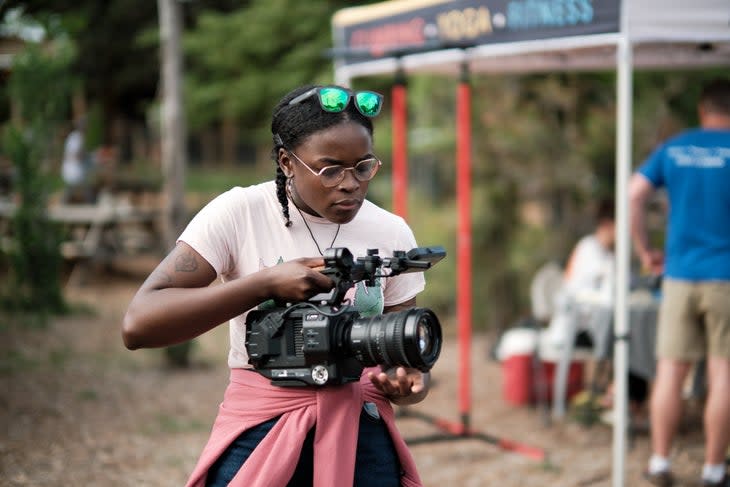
[315,248,354,305]
[319,248,382,305]
[317,246,446,306]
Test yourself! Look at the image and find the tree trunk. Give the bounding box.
[158,0,187,251]
[221,116,237,167]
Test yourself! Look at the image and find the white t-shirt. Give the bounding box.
[61,130,85,185]
[178,181,426,368]
[562,234,615,306]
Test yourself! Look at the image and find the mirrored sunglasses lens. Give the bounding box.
[319,87,350,112]
[354,92,382,116]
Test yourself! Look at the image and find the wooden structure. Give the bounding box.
[0,189,162,286]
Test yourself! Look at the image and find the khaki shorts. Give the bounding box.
[656,278,730,360]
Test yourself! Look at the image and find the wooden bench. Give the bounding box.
[1,191,163,285]
[51,193,162,285]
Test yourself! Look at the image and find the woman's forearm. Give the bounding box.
[629,173,652,258]
[122,272,270,350]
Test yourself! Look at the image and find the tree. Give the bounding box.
[3,1,160,143]
[157,0,187,250]
[1,42,75,321]
[183,0,382,158]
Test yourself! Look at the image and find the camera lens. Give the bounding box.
[417,316,436,355]
[347,307,442,372]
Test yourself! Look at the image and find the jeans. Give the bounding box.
[205,406,402,486]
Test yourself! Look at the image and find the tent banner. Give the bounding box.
[333,0,620,64]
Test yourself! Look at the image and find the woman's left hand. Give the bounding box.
[368,366,430,406]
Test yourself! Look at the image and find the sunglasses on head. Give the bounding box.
[288,86,383,117]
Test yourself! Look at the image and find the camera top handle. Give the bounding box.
[385,246,447,274]
[319,246,446,306]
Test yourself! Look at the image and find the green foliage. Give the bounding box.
[183,0,380,138]
[186,163,269,194]
[83,102,105,151]
[3,2,725,335]
[0,43,74,320]
[1,126,65,317]
[406,191,457,319]
[7,42,76,123]
[4,1,160,140]
[389,71,724,331]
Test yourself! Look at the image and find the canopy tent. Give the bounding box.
[331,1,730,486]
[333,0,730,78]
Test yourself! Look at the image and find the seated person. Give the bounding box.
[562,198,616,308]
[543,199,616,348]
[556,199,650,421]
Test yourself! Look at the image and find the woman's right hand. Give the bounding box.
[260,257,334,303]
[123,246,333,350]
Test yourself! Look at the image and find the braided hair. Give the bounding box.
[270,85,375,227]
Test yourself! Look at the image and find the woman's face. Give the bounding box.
[279,121,375,224]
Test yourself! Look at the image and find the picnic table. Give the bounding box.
[1,190,163,286]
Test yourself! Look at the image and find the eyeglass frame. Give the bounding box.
[287,86,384,118]
[287,150,382,187]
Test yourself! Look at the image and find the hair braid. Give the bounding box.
[275,165,292,227]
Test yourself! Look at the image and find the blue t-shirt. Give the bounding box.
[638,127,730,280]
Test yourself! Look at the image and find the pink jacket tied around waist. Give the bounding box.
[185,368,423,487]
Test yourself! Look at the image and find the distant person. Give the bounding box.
[61,117,94,203]
[122,84,433,486]
[548,200,649,419]
[544,199,616,347]
[562,198,616,307]
[565,199,650,397]
[630,78,730,487]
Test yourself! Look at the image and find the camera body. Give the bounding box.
[245,246,445,387]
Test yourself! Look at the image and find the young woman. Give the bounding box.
[122,84,431,487]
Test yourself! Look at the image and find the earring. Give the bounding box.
[285,177,296,202]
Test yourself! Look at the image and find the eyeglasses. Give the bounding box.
[288,86,383,117]
[289,151,381,188]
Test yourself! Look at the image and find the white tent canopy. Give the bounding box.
[334,0,730,81]
[331,1,730,486]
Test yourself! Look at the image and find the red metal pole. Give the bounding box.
[395,62,545,464]
[456,65,472,427]
[391,76,408,220]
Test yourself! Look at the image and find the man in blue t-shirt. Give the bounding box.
[630,78,730,487]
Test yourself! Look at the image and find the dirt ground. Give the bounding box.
[1,258,712,487]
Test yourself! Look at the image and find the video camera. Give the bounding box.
[245,246,445,387]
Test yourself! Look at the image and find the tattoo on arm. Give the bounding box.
[175,251,199,272]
